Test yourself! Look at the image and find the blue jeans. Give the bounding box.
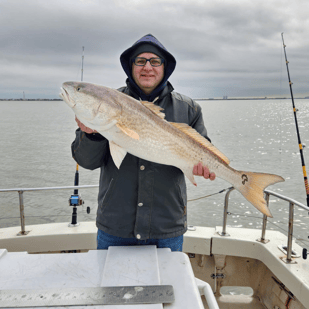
[97,229,183,252]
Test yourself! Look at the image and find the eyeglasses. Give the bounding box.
[133,57,164,67]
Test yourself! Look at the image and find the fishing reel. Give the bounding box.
[68,165,91,227]
[69,193,90,214]
[69,194,84,207]
[68,194,91,227]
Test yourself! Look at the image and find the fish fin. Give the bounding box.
[170,122,230,165]
[116,123,140,140]
[182,168,197,186]
[109,141,127,169]
[140,101,165,119]
[235,171,285,217]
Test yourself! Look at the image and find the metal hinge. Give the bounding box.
[211,273,225,279]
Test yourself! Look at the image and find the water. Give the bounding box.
[0,99,309,247]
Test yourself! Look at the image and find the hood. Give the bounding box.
[120,34,176,101]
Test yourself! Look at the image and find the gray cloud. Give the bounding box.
[1,0,308,99]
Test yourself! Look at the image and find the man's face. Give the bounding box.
[132,52,165,95]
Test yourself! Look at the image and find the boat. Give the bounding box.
[1,38,308,308]
[0,184,308,308]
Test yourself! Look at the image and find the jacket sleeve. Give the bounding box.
[71,128,109,170]
[189,102,211,142]
[171,91,211,142]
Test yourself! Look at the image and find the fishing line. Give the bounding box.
[226,212,262,221]
[187,187,233,202]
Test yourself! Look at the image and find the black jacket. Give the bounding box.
[71,34,210,240]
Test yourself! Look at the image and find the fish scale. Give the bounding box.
[60,81,284,217]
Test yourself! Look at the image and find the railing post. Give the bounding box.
[218,187,234,236]
[279,201,297,264]
[17,191,29,236]
[286,202,295,262]
[257,192,270,244]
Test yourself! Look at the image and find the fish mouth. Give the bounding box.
[60,87,76,108]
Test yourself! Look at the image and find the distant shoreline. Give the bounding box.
[1,97,309,101]
[0,99,63,101]
[195,97,309,101]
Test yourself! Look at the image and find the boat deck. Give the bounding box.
[1,223,308,308]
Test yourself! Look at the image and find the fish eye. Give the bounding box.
[77,87,81,91]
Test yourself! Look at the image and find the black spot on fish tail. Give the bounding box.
[242,174,248,185]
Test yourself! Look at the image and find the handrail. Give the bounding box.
[220,188,309,263]
[1,183,308,263]
[0,185,99,235]
[0,185,99,193]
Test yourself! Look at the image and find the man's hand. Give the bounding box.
[75,117,98,134]
[193,162,216,181]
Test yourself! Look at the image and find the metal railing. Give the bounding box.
[0,185,98,235]
[219,187,309,263]
[1,184,308,263]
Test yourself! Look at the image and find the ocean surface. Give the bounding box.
[1,99,309,248]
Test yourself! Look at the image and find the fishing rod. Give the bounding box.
[69,46,87,226]
[74,46,84,194]
[281,33,309,207]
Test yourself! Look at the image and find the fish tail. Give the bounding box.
[235,171,285,218]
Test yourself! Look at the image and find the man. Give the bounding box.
[72,34,215,251]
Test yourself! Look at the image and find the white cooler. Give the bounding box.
[0,246,206,308]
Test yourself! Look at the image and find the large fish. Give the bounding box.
[60,81,284,217]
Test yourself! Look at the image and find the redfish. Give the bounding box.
[60,81,284,217]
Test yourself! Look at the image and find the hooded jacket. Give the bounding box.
[71,34,210,240]
[120,34,176,102]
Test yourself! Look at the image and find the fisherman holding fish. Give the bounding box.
[67,34,283,251]
[71,34,215,251]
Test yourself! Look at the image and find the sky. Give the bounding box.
[1,0,309,99]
